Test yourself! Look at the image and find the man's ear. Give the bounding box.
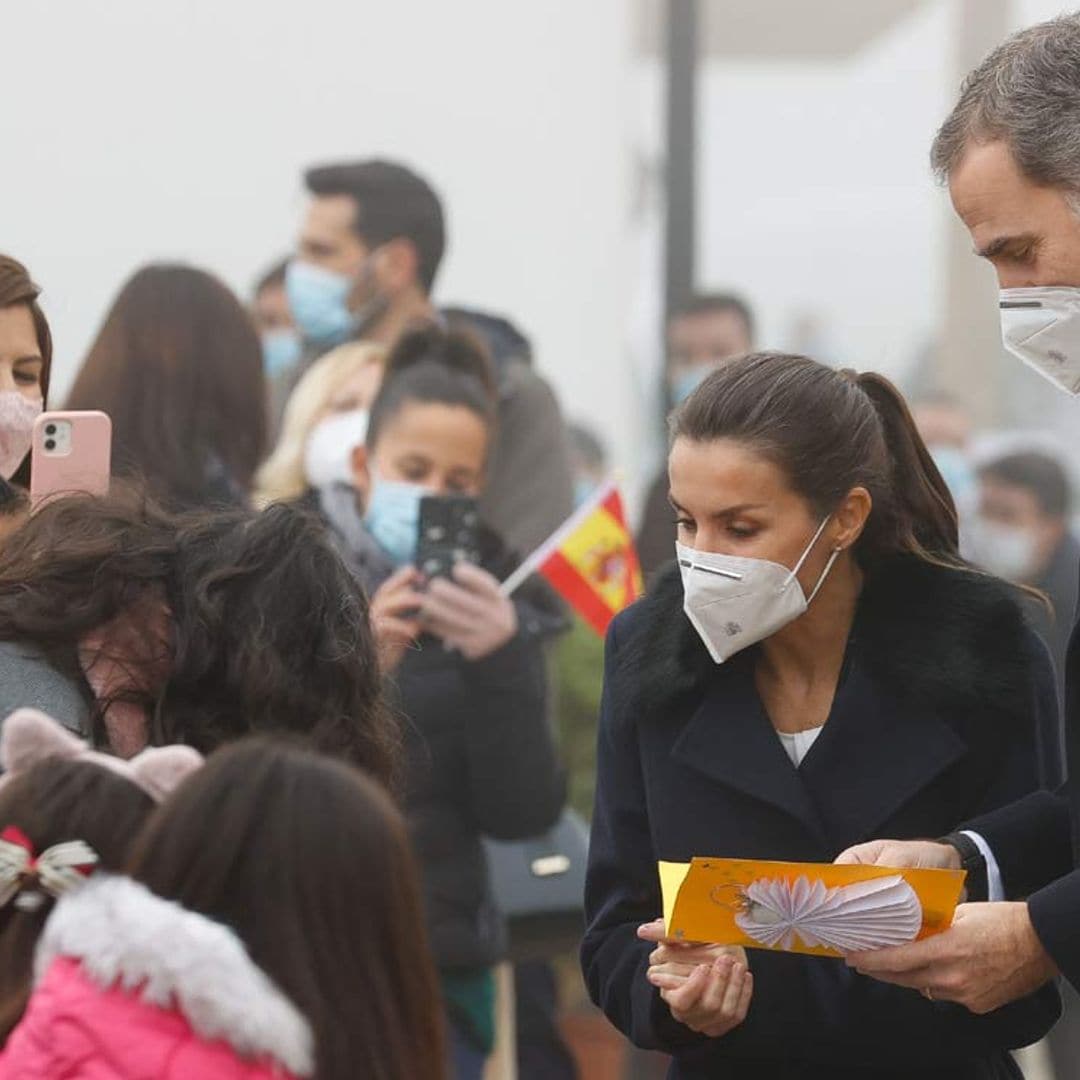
[375,237,421,294]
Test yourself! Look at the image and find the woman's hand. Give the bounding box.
[420,562,518,660]
[638,920,753,1038]
[370,566,425,673]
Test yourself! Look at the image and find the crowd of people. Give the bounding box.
[5,10,1080,1080]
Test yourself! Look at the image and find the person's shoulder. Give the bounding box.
[609,562,682,644]
[858,556,1041,723]
[0,641,88,733]
[497,358,559,409]
[861,555,1029,644]
[0,640,76,692]
[606,564,713,723]
[608,588,654,646]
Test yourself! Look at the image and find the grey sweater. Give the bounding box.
[0,642,89,736]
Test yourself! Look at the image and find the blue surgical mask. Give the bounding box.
[364,475,429,565]
[929,445,976,510]
[261,329,302,379]
[670,365,712,406]
[285,260,360,347]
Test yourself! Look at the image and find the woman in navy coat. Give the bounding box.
[581,354,1061,1079]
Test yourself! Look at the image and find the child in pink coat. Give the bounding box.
[0,708,202,1039]
[2,874,310,1079]
[2,739,448,1080]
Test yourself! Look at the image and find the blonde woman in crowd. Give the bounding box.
[255,341,386,508]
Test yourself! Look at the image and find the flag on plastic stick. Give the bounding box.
[500,480,643,636]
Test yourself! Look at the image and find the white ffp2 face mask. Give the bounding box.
[971,518,1041,583]
[1000,287,1080,395]
[677,517,839,664]
[303,408,369,491]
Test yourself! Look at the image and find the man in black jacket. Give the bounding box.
[839,12,1080,1011]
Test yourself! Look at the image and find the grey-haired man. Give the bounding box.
[839,13,1080,1013]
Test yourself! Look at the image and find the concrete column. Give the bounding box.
[937,0,1010,424]
[664,0,698,324]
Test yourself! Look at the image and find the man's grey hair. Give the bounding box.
[932,12,1080,200]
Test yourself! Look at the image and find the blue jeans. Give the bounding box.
[448,1020,488,1080]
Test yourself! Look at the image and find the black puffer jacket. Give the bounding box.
[317,485,567,970]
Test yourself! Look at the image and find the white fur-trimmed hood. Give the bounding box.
[36,875,314,1077]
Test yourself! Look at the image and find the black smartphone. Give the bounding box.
[416,495,482,579]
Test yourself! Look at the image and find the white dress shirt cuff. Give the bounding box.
[960,830,1005,902]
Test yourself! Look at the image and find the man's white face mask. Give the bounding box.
[1000,287,1080,395]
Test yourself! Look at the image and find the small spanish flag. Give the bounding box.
[500,481,643,636]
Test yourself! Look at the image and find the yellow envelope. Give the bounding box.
[660,857,966,958]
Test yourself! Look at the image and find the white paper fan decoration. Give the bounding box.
[734,873,922,953]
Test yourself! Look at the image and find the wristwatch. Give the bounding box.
[938,832,988,902]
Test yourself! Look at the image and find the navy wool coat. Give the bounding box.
[582,556,1062,1079]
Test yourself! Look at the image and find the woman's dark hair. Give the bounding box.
[129,739,445,1080]
[65,264,267,510]
[0,758,155,1039]
[0,478,28,520]
[673,352,960,566]
[0,255,52,488]
[0,493,399,786]
[366,321,497,450]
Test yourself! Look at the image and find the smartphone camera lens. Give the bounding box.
[44,424,57,436]
[44,439,56,451]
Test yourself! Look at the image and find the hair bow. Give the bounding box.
[0,825,98,911]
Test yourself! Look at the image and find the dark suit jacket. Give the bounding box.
[582,557,1061,1078]
[965,541,1080,986]
[1023,531,1080,707]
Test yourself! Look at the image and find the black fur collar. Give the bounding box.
[614,555,1037,725]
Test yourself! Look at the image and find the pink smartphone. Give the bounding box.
[30,411,112,506]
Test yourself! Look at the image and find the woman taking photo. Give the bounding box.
[66,264,266,510]
[321,322,566,1079]
[582,354,1060,1078]
[0,255,50,533]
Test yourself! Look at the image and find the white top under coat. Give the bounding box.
[776,724,825,767]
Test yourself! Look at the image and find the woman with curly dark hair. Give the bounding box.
[0,492,397,785]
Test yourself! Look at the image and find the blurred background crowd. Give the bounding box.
[6,1,1080,1078]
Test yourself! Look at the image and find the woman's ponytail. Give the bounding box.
[853,372,960,561]
[366,321,497,449]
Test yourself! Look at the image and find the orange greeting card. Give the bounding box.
[660,857,966,958]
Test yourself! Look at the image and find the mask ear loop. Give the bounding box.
[785,516,833,585]
[807,548,843,604]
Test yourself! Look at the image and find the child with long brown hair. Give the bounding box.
[66,263,266,511]
[0,739,446,1080]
